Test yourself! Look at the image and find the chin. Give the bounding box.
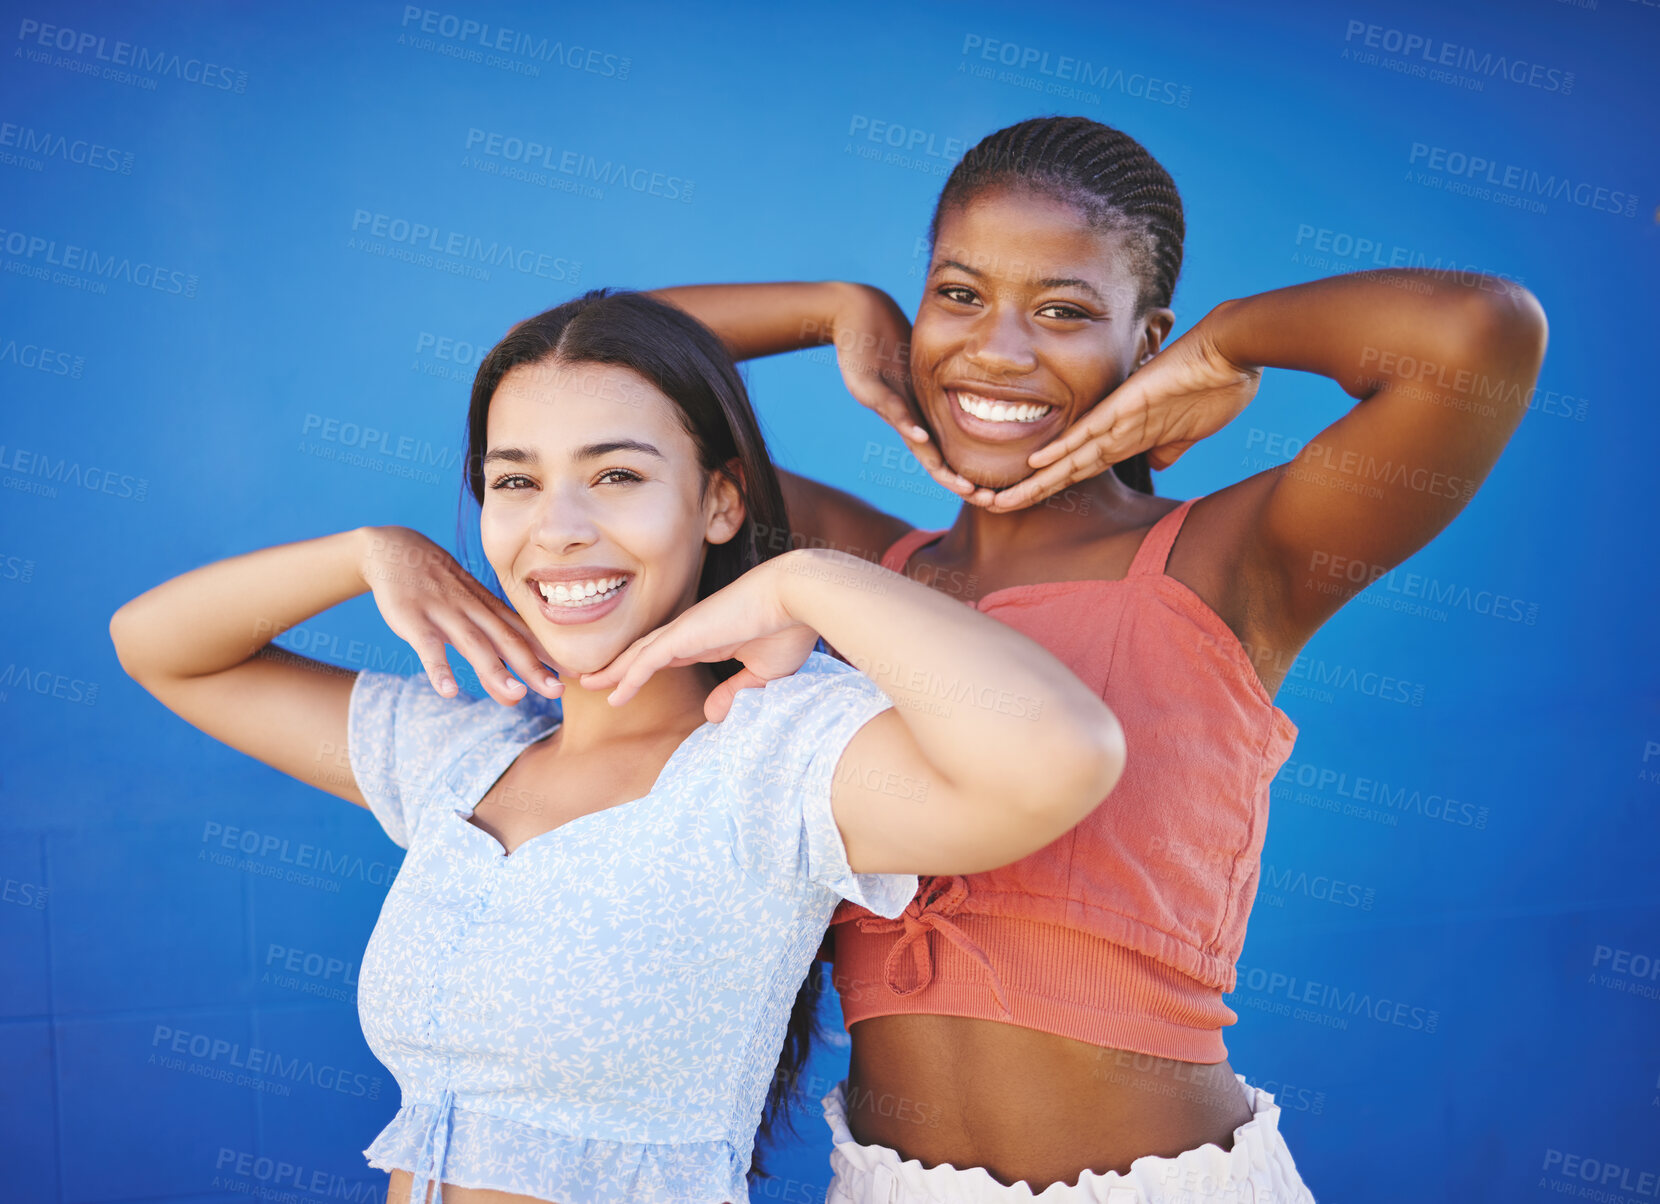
[939,448,1035,493]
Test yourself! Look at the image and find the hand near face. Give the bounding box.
[358,526,564,705]
[983,315,1261,513]
[577,556,819,723]
[830,284,979,500]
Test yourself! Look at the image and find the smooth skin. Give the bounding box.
[650,183,1548,1188]
[110,358,1126,1204]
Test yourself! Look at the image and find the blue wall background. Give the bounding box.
[3,2,1657,1201]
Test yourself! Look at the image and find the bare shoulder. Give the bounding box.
[1160,472,1291,687]
[778,469,917,565]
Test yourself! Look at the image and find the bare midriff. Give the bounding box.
[844,1014,1254,1191]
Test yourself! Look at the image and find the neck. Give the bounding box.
[552,661,717,756]
[935,467,1156,564]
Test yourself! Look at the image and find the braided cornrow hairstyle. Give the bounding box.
[929,116,1186,494]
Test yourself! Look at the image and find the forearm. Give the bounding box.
[775,548,1123,811]
[1208,270,1547,407]
[646,281,857,360]
[111,527,370,682]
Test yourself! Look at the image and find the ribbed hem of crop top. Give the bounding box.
[826,497,1299,1065]
[830,911,1233,1063]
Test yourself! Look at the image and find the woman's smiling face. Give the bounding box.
[479,358,743,677]
[909,184,1171,492]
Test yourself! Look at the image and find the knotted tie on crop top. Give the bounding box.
[828,498,1299,1063]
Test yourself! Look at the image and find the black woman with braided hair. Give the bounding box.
[649,115,1546,1203]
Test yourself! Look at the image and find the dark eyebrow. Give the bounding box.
[481,440,665,467]
[933,259,1107,305]
[1034,276,1106,303]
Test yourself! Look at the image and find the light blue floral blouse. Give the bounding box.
[345,649,917,1204]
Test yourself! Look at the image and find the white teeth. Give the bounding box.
[536,576,626,606]
[955,392,1053,423]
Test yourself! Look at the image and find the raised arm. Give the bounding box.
[649,281,958,558]
[993,270,1548,651]
[585,547,1127,878]
[108,527,559,806]
[1208,272,1548,643]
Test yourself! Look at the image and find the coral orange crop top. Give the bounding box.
[827,498,1299,1064]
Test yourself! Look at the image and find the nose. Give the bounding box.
[962,304,1038,377]
[531,479,601,554]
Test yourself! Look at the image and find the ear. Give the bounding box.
[704,457,747,546]
[1134,307,1176,367]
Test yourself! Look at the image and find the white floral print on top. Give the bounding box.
[345,649,917,1204]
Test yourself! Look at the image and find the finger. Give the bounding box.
[577,630,652,692]
[1147,441,1193,472]
[604,631,680,706]
[443,622,530,706]
[470,604,563,698]
[406,629,461,698]
[989,444,1109,512]
[856,378,928,442]
[1025,395,1136,468]
[918,455,977,498]
[702,666,769,723]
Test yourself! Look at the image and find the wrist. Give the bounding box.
[770,546,888,628]
[351,524,420,589]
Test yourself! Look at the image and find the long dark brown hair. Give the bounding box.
[452,287,820,1184]
[929,116,1188,495]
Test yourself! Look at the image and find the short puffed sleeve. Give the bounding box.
[346,670,532,848]
[718,651,918,918]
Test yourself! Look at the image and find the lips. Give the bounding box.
[534,574,628,606]
[951,390,1055,423]
[942,387,1063,444]
[524,568,633,626]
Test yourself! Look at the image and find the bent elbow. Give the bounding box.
[1025,711,1127,829]
[1458,279,1549,370]
[1070,712,1127,821]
